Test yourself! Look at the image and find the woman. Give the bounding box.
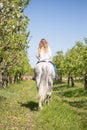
[33,38,58,80]
[36,39,52,62]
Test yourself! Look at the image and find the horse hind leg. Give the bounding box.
[38,90,46,110]
[45,77,53,104]
[38,98,44,110]
[35,73,42,90]
[45,94,51,105]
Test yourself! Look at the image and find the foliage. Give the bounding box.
[53,40,87,80]
[0,0,32,86]
[53,51,65,77]
[65,41,84,77]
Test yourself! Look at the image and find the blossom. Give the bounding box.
[0,2,3,9]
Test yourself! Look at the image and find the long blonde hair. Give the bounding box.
[38,39,49,53]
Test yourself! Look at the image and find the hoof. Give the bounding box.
[38,106,42,110]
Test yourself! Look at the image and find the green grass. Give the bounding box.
[0,80,87,130]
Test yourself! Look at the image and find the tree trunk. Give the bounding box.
[14,74,18,83]
[60,76,62,82]
[68,76,70,86]
[71,76,74,87]
[68,76,74,87]
[19,73,22,80]
[84,71,87,89]
[2,72,9,87]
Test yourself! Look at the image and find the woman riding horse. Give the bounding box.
[35,38,58,79]
[34,39,58,109]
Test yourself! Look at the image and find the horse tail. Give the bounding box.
[38,67,48,102]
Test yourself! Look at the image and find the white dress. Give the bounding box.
[36,47,52,62]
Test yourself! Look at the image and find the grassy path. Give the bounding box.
[0,80,87,130]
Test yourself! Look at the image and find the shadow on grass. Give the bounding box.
[63,88,87,97]
[79,112,87,130]
[64,99,87,129]
[53,84,67,91]
[19,101,38,111]
[68,100,87,109]
[0,96,7,102]
[53,80,66,84]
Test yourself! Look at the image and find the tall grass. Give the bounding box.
[0,80,87,130]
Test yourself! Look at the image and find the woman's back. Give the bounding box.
[36,39,52,62]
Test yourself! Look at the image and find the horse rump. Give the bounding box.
[34,62,55,110]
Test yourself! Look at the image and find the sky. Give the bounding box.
[24,0,87,67]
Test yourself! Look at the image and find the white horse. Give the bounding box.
[34,61,56,110]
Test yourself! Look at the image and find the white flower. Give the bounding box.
[6,8,9,12]
[0,2,3,9]
[12,15,15,18]
[12,25,15,29]
[12,4,15,8]
[17,13,20,18]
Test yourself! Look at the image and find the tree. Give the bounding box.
[53,51,64,82]
[64,42,84,87]
[0,0,31,86]
[83,38,87,89]
[64,49,75,87]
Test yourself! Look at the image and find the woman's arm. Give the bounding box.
[36,51,40,60]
